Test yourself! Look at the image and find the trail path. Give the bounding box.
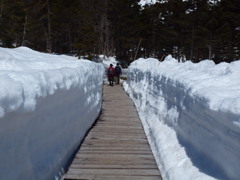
[64,84,162,180]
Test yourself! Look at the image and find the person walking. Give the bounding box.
[115,63,122,84]
[107,64,115,86]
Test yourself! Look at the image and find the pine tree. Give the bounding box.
[0,0,239,63]
[219,0,240,62]
[109,0,141,62]
[0,0,26,47]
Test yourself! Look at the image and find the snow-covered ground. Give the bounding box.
[123,56,240,180]
[0,47,104,179]
[139,0,157,7]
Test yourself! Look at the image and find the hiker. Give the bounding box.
[107,64,115,86]
[115,63,122,84]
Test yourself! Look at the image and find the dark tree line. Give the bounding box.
[0,0,239,63]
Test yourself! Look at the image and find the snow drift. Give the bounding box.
[123,56,240,180]
[0,47,104,179]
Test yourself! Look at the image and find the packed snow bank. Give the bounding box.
[123,56,240,180]
[0,47,104,180]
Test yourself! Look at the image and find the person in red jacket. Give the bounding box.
[107,64,115,86]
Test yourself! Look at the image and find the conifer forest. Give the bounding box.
[0,0,239,63]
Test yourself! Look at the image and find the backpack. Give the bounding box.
[115,66,121,74]
[108,68,114,76]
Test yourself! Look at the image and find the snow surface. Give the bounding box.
[100,55,118,68]
[0,47,104,179]
[123,56,240,180]
[139,0,157,6]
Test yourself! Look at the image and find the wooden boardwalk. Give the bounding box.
[63,84,162,180]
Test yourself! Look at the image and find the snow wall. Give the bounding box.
[0,47,104,180]
[124,56,240,180]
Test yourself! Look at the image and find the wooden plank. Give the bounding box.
[94,124,142,128]
[76,150,153,155]
[102,102,134,106]
[89,129,145,134]
[74,153,155,159]
[70,164,158,169]
[102,105,136,110]
[67,168,161,176]
[90,125,143,129]
[101,111,139,117]
[71,159,157,167]
[85,134,148,139]
[80,143,150,149]
[98,116,140,121]
[79,147,151,151]
[64,174,161,180]
[81,139,150,146]
[84,136,148,141]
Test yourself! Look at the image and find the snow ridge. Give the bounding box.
[124,57,240,180]
[0,47,104,117]
[0,47,104,179]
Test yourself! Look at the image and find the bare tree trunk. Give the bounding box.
[15,34,18,47]
[100,0,110,57]
[229,29,236,62]
[68,28,72,53]
[109,37,114,56]
[190,28,194,61]
[104,13,110,56]
[46,0,52,53]
[100,15,104,55]
[0,0,3,17]
[134,38,142,61]
[177,46,181,62]
[207,44,212,60]
[22,15,28,46]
